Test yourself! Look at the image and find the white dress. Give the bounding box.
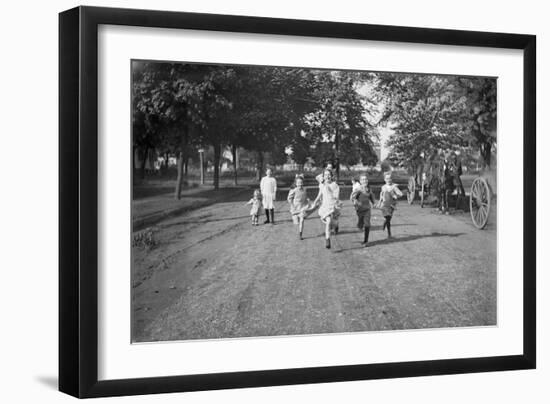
[317,182,341,221]
[260,176,277,210]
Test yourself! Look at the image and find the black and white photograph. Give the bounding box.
[131,60,497,343]
[3,0,544,401]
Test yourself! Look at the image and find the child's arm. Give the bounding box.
[350,188,358,203]
[393,185,403,198]
[312,188,322,207]
[244,199,253,206]
[287,188,295,204]
[369,191,375,206]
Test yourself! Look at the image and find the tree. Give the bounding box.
[132,62,380,192]
[305,71,378,176]
[373,72,497,171]
[456,77,497,168]
[132,61,171,180]
[132,61,209,197]
[229,67,314,179]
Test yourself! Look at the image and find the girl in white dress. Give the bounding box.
[260,168,277,224]
[313,169,341,249]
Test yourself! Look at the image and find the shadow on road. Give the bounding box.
[336,232,466,252]
[336,223,416,235]
[160,214,252,227]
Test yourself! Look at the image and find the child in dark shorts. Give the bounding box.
[350,174,375,246]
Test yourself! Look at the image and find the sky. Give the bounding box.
[357,82,392,161]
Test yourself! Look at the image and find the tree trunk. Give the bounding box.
[334,127,340,181]
[140,146,149,180]
[232,144,238,186]
[132,146,137,183]
[161,152,168,177]
[174,121,189,199]
[256,151,264,182]
[132,146,137,174]
[213,143,221,190]
[174,152,185,200]
[184,157,189,176]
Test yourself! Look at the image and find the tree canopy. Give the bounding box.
[132,62,380,193]
[132,61,498,196]
[372,72,496,169]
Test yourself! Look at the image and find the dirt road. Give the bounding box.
[132,188,496,342]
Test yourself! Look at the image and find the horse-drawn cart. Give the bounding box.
[406,152,495,230]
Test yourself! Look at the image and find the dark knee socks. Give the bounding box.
[265,209,270,223]
[270,209,274,224]
[364,227,370,243]
[384,216,391,236]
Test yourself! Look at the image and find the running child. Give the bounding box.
[287,175,312,240]
[313,169,342,249]
[245,189,262,226]
[377,171,403,238]
[351,174,375,246]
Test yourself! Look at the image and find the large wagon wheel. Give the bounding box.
[470,177,491,229]
[407,176,416,204]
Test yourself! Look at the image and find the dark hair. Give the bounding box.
[294,174,304,186]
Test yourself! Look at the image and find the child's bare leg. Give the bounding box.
[384,215,392,238]
[323,217,331,248]
[324,217,332,239]
[299,217,304,239]
[363,226,370,245]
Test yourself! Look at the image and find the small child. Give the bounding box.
[313,169,341,249]
[287,175,312,240]
[245,189,262,226]
[377,172,403,238]
[350,174,375,246]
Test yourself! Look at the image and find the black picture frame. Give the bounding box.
[59,5,536,398]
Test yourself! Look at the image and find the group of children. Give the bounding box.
[245,168,403,249]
